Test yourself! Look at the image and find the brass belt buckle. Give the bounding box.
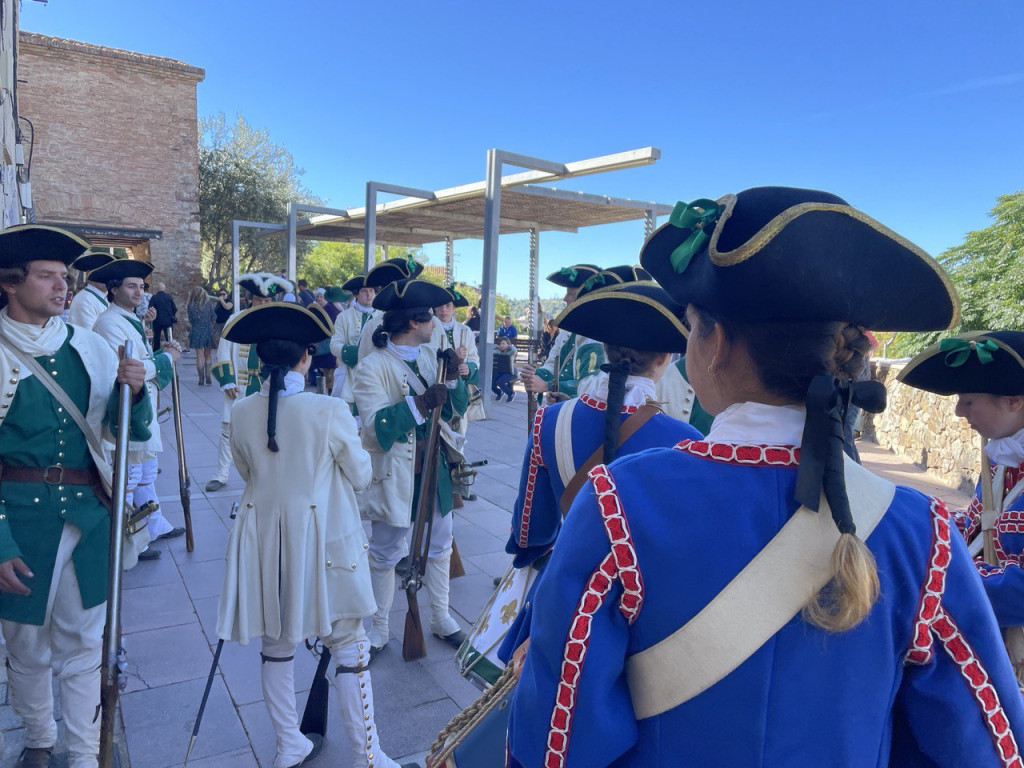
[43,464,64,485]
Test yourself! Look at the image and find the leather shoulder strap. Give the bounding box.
[559,404,659,514]
[626,456,895,719]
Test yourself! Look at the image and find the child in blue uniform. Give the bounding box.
[507,187,1024,767]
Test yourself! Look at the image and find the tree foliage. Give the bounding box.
[297,242,419,291]
[888,191,1024,357]
[199,113,323,289]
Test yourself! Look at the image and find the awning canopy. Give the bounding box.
[40,221,162,249]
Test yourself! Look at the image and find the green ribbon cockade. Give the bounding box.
[406,256,419,275]
[559,266,578,283]
[581,273,607,293]
[447,283,464,302]
[939,337,999,367]
[668,198,723,274]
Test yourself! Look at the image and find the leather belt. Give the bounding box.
[0,463,100,486]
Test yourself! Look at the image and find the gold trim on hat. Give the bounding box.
[555,280,690,343]
[897,331,1024,385]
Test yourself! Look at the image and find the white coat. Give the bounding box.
[429,316,480,448]
[67,285,108,330]
[92,304,168,458]
[329,305,380,402]
[217,389,375,646]
[351,346,441,528]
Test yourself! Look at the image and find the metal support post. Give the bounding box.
[364,185,376,272]
[287,202,297,281]
[382,244,389,261]
[231,222,240,313]
[644,209,656,241]
[445,236,454,284]
[478,149,502,418]
[528,228,539,347]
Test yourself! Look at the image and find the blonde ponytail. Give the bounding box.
[802,533,880,632]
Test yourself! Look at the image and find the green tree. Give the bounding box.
[199,113,323,289]
[298,242,364,289]
[889,191,1024,357]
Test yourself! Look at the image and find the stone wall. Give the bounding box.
[864,358,981,492]
[16,32,204,298]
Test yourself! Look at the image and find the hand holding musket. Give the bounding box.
[99,340,135,768]
[403,350,450,661]
[166,328,194,552]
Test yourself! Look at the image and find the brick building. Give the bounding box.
[16,32,204,291]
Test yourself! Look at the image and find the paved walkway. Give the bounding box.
[0,359,977,767]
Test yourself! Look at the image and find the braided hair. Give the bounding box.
[601,345,662,464]
[372,308,433,348]
[255,339,307,452]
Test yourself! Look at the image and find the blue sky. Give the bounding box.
[23,0,1024,299]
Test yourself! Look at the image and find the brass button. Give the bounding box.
[58,485,64,491]
[363,543,369,549]
[326,560,332,567]
[57,453,64,459]
[48,358,55,364]
[11,367,18,374]
[0,514,6,520]
[5,393,12,398]
[51,371,58,377]
[60,497,67,503]
[76,492,83,498]
[32,497,39,503]
[57,407,63,413]
[7,378,14,385]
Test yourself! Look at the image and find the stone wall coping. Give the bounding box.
[19,31,205,80]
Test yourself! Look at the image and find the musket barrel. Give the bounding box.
[167,328,194,552]
[99,339,134,767]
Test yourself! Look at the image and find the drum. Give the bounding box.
[456,561,538,689]
[428,666,516,768]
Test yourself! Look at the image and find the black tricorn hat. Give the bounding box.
[546,263,601,289]
[72,249,117,274]
[238,272,295,298]
[576,265,651,299]
[222,303,333,345]
[641,187,959,332]
[0,225,91,268]
[342,273,370,293]
[373,278,452,312]
[89,258,154,285]
[442,283,470,308]
[365,257,424,289]
[556,281,688,353]
[898,331,1024,396]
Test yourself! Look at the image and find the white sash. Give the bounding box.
[553,399,578,489]
[626,456,895,719]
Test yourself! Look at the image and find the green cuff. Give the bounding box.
[374,401,418,452]
[465,362,479,387]
[211,361,235,387]
[153,353,174,390]
[442,379,470,419]
[341,345,359,368]
[536,367,554,384]
[106,386,154,442]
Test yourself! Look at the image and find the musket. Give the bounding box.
[403,350,449,661]
[526,345,539,426]
[99,340,134,768]
[167,329,194,552]
[980,435,999,565]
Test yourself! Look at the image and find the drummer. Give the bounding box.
[898,332,1024,631]
[507,187,1024,766]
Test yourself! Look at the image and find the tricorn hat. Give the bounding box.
[222,302,333,346]
[342,273,371,293]
[72,249,117,274]
[640,186,959,332]
[546,263,601,289]
[576,265,651,299]
[443,283,470,308]
[898,331,1024,396]
[88,258,154,285]
[556,281,688,353]
[373,278,452,312]
[0,225,90,268]
[238,272,295,299]
[324,285,350,303]
[365,257,424,289]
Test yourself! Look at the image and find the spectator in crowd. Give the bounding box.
[213,288,233,345]
[466,305,481,333]
[309,286,347,391]
[497,315,518,341]
[491,336,517,402]
[279,272,297,303]
[149,281,177,351]
[313,287,327,307]
[187,285,218,385]
[540,317,557,359]
[296,279,316,307]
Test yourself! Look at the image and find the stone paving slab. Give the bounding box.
[0,356,984,768]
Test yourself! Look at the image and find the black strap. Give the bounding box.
[334,663,369,675]
[260,653,294,664]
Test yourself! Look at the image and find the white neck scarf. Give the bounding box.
[708,401,807,445]
[354,301,374,314]
[0,308,68,356]
[441,318,456,332]
[986,426,1024,468]
[259,370,305,398]
[387,341,420,362]
[581,371,658,410]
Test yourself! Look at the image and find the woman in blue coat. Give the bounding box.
[507,187,1024,767]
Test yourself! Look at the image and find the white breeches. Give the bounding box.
[367,502,453,569]
[2,524,105,768]
[212,421,232,484]
[127,456,171,538]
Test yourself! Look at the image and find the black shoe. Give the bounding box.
[433,628,467,649]
[137,549,161,561]
[368,642,387,663]
[156,526,186,541]
[16,746,54,768]
[461,492,477,502]
[492,576,502,587]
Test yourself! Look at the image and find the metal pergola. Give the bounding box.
[233,146,673,416]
